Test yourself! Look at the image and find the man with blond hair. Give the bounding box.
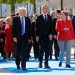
[12,7,31,70]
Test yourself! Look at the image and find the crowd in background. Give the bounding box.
[0,3,75,70]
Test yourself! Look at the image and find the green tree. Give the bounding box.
[27,0,36,13]
[61,0,63,10]
[28,0,35,4]
[0,0,8,4]
[0,0,36,13]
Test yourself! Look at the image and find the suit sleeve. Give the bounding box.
[72,16,75,35]
[12,17,17,38]
[36,16,40,36]
[27,17,31,39]
[31,22,35,37]
[49,16,54,35]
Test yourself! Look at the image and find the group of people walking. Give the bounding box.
[0,3,75,71]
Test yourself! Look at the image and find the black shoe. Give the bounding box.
[59,62,62,67]
[3,56,6,60]
[39,63,42,68]
[55,57,59,60]
[22,68,27,71]
[8,58,11,60]
[44,65,50,68]
[17,66,21,70]
[66,64,71,68]
[50,57,52,60]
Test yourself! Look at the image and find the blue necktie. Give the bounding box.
[21,16,25,35]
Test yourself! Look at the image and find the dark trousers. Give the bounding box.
[15,39,28,69]
[33,42,39,59]
[0,43,6,59]
[27,42,39,60]
[26,42,32,60]
[49,38,60,59]
[49,40,53,59]
[33,37,40,59]
[39,37,49,66]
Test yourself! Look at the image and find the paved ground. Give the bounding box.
[0,47,75,75]
[0,56,75,75]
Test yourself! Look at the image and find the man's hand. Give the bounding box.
[49,34,52,40]
[0,39,3,42]
[54,35,57,39]
[28,39,31,43]
[36,36,39,43]
[64,28,70,32]
[13,37,17,43]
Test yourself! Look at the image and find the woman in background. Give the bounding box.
[0,17,14,60]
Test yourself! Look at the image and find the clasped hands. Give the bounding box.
[64,27,70,32]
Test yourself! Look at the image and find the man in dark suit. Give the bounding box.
[12,7,31,70]
[31,14,40,60]
[49,10,60,60]
[36,4,53,68]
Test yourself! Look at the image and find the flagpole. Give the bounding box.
[11,4,15,14]
[34,0,36,14]
[26,2,28,16]
[61,0,63,10]
[0,4,2,18]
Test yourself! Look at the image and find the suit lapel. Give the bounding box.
[46,14,48,21]
[24,16,27,29]
[24,16,27,33]
[18,16,21,25]
[41,15,45,21]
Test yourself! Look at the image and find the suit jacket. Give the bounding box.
[72,16,75,35]
[36,14,53,39]
[31,21,36,37]
[12,16,31,42]
[52,18,57,35]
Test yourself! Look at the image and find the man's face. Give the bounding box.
[19,9,26,16]
[42,5,48,14]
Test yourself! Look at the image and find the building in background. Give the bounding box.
[0,4,11,20]
[0,0,75,20]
